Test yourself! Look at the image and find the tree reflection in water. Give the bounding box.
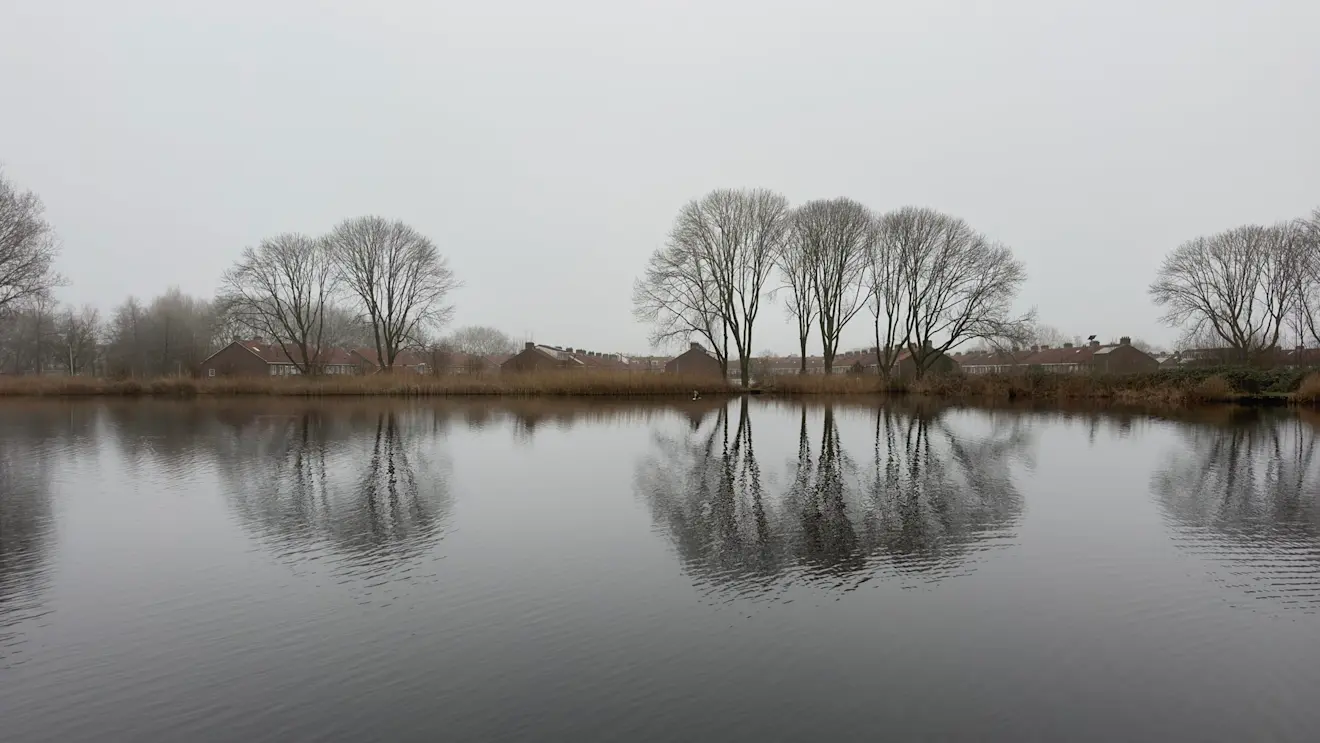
[1152,409,1320,609]
[0,405,96,667]
[217,408,452,581]
[637,399,1030,602]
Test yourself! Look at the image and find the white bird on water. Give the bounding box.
[692,390,701,400]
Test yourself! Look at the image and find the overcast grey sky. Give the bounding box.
[2,0,1317,354]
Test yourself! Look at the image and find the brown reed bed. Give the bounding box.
[0,371,737,398]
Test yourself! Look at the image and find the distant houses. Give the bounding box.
[198,333,1175,381]
[198,340,358,377]
[501,343,642,374]
[954,337,1158,375]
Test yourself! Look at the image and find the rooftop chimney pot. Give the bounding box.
[1120,336,1131,346]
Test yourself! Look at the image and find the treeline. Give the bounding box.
[633,189,1033,387]
[0,168,491,377]
[1150,206,1320,363]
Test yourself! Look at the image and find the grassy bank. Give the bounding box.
[0,371,735,398]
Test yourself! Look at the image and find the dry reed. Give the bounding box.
[0,372,735,398]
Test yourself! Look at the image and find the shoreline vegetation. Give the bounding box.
[2,367,1320,406]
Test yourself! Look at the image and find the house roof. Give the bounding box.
[212,340,357,366]
[1024,345,1099,365]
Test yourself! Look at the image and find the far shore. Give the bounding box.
[0,367,1318,407]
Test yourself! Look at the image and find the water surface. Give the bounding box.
[2,398,1319,741]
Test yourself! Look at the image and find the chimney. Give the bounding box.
[1090,340,1100,348]
[1040,344,1050,350]
[1120,336,1131,346]
[924,339,933,351]
[1063,342,1073,349]
[576,348,586,355]
[1031,345,1039,352]
[690,342,702,352]
[524,341,535,350]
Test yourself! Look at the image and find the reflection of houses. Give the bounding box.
[500,343,636,373]
[664,342,724,378]
[198,340,359,377]
[954,337,1157,375]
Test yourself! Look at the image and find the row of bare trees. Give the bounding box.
[218,217,460,374]
[1150,208,1320,364]
[633,189,1033,386]
[1,168,466,377]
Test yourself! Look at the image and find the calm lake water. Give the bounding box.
[2,397,1319,742]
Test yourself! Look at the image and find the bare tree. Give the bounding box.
[633,239,726,370]
[1026,324,1074,348]
[869,211,909,380]
[219,233,336,375]
[319,304,375,350]
[0,170,63,318]
[793,198,873,373]
[1293,208,1320,349]
[887,207,1032,378]
[635,189,790,386]
[328,217,459,371]
[57,305,101,375]
[104,290,214,377]
[0,296,59,374]
[446,325,516,357]
[775,231,816,374]
[1150,223,1302,364]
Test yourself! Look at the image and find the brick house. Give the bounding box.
[501,343,586,373]
[501,343,637,373]
[664,342,724,378]
[197,340,358,378]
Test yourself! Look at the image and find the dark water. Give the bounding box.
[2,398,1320,742]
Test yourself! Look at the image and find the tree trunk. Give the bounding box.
[799,335,808,374]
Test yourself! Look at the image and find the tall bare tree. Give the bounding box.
[1293,208,1320,349]
[635,188,790,386]
[446,325,516,357]
[1150,223,1302,364]
[868,211,909,380]
[219,233,337,375]
[57,305,101,375]
[104,290,215,377]
[0,169,63,318]
[793,198,873,373]
[775,233,816,374]
[328,217,459,371]
[886,207,1031,378]
[633,239,726,370]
